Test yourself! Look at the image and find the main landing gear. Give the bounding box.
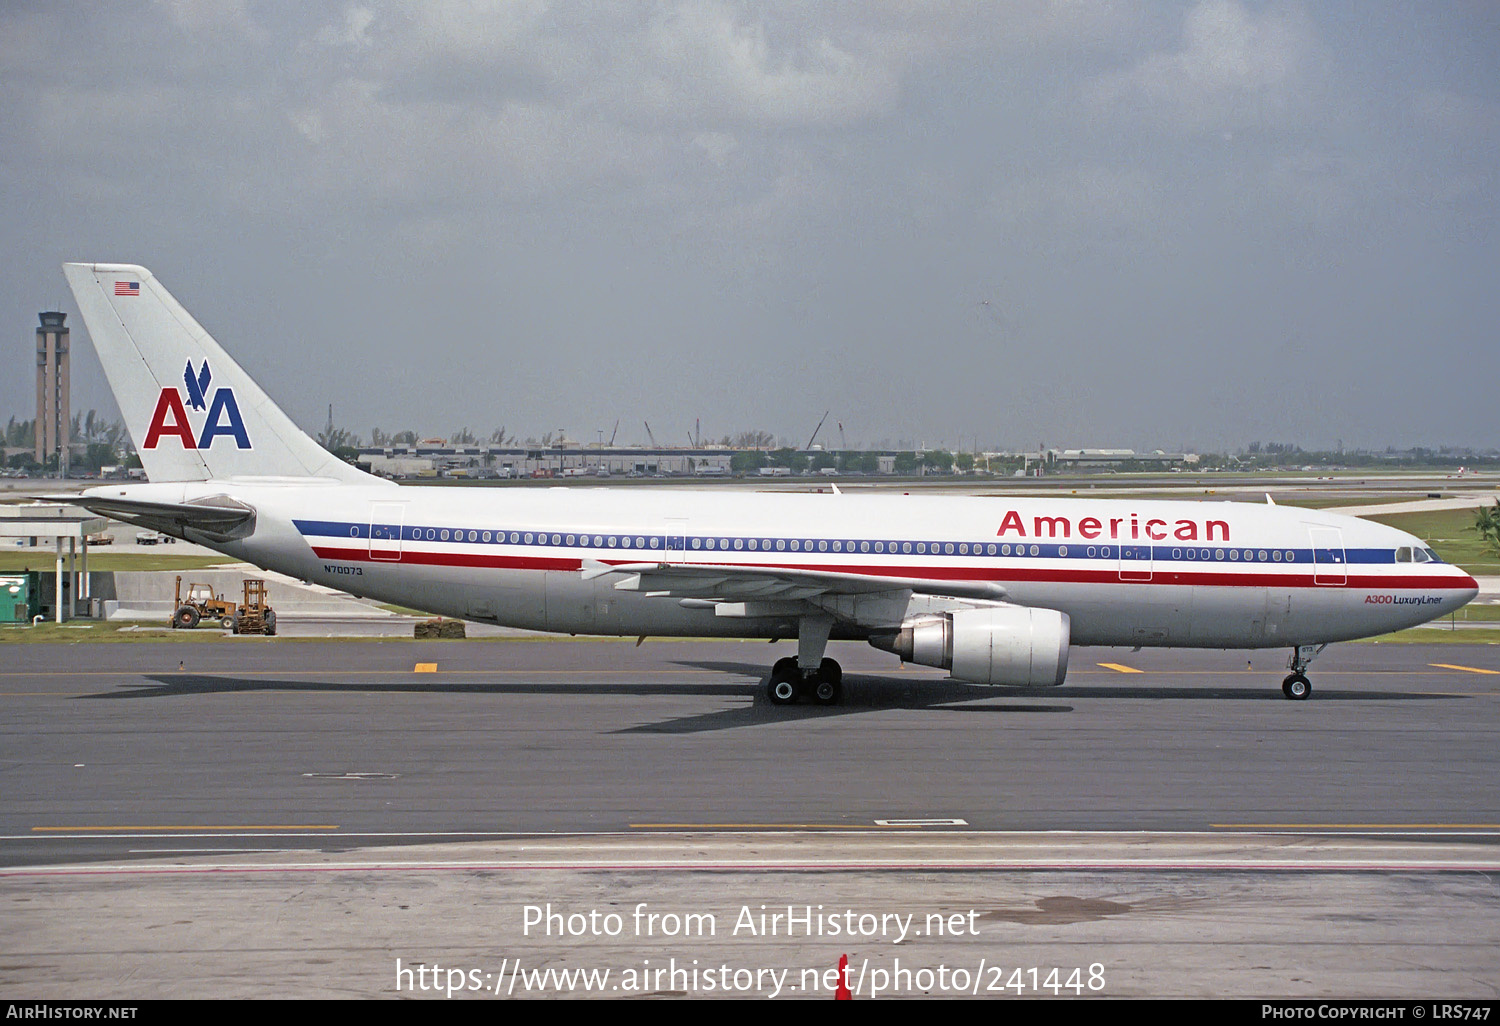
[765,612,844,706]
[767,656,844,706]
[1282,644,1327,701]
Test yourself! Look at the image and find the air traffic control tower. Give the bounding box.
[34,310,69,474]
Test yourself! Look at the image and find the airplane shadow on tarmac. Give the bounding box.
[74,669,1073,733]
[69,662,1456,735]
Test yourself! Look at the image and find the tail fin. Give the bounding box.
[63,263,372,483]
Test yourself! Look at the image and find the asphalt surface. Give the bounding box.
[3,637,1499,999]
[2,638,1497,866]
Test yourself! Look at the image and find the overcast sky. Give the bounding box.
[2,1,1496,452]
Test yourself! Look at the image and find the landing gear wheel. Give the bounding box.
[809,658,844,705]
[1282,674,1311,700]
[767,671,800,706]
[173,606,200,630]
[811,676,843,706]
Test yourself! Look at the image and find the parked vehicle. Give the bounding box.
[232,578,276,636]
[171,576,237,629]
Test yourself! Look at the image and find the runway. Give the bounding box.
[2,638,1498,997]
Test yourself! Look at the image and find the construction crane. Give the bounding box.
[643,421,658,448]
[806,410,830,451]
[608,419,619,446]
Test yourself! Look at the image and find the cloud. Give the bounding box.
[623,3,900,128]
[1088,0,1318,133]
[314,4,377,49]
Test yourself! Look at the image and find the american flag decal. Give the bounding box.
[114,281,140,296]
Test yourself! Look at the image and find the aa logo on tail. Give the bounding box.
[143,360,251,450]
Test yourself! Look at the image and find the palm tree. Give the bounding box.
[1475,500,1500,548]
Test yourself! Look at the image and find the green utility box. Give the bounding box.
[0,572,42,624]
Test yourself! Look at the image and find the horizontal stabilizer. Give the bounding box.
[56,494,257,542]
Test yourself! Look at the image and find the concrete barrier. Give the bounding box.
[104,569,398,621]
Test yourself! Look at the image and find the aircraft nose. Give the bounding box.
[1453,569,1479,607]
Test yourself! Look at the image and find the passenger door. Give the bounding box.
[369,502,405,562]
[1308,526,1346,585]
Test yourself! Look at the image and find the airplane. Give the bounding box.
[59,263,1479,704]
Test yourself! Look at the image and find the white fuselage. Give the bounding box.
[93,480,1479,649]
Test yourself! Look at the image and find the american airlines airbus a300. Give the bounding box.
[61,263,1478,704]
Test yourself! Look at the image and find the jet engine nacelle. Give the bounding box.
[869,606,1071,687]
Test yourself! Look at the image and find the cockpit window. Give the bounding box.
[1395,546,1412,563]
[1412,547,1432,563]
[1425,548,1441,563]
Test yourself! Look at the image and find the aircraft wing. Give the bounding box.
[583,560,1007,603]
[52,494,257,542]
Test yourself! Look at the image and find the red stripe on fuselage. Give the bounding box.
[312,546,582,572]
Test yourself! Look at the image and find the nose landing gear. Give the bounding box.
[1282,644,1327,700]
